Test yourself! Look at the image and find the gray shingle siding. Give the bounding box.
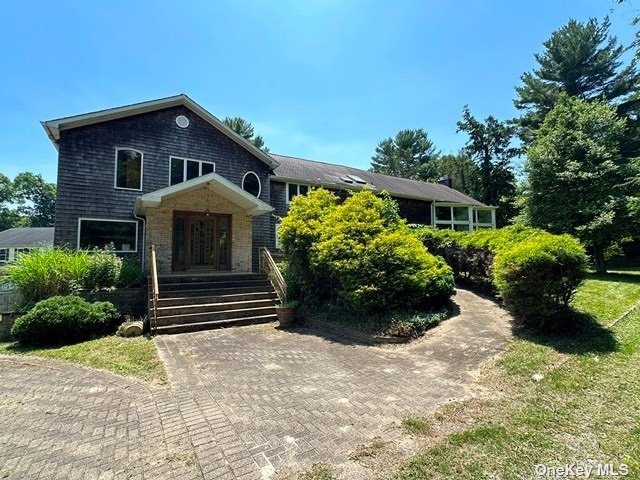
[54,105,271,270]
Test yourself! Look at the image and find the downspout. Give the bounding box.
[134,214,147,271]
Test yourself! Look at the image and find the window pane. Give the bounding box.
[242,172,261,197]
[436,223,452,230]
[299,185,309,195]
[435,206,452,221]
[453,224,470,231]
[201,162,214,175]
[453,207,469,221]
[116,149,142,189]
[288,184,298,202]
[186,160,199,180]
[476,209,492,224]
[79,220,137,251]
[0,249,8,262]
[170,158,184,185]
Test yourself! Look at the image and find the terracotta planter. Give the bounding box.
[276,307,296,327]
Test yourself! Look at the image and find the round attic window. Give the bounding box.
[242,171,261,197]
[175,115,189,128]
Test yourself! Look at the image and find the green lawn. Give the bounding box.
[390,268,640,479]
[0,335,167,384]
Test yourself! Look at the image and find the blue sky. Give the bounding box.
[0,0,636,183]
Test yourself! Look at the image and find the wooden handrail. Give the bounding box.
[259,247,287,304]
[149,245,159,335]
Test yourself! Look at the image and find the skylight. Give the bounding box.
[347,174,367,184]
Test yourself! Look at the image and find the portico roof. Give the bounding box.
[134,172,273,216]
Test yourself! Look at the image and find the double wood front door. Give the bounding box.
[172,212,231,271]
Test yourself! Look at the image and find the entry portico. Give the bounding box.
[135,172,273,274]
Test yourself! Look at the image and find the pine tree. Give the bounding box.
[223,116,269,152]
[370,129,439,179]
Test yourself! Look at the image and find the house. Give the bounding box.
[42,94,495,276]
[0,227,54,264]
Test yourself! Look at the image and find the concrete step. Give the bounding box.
[155,305,277,327]
[155,291,277,307]
[160,279,272,291]
[158,273,266,284]
[155,313,278,334]
[156,298,276,317]
[157,285,275,298]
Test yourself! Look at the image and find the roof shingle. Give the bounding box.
[0,228,54,248]
[270,154,489,207]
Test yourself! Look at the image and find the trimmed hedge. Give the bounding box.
[279,189,455,312]
[415,225,588,324]
[11,295,120,346]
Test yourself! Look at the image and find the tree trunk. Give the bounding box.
[593,243,607,274]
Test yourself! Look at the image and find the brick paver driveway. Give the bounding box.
[0,290,512,479]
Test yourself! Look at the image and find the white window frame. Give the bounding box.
[114,147,144,191]
[432,203,497,231]
[286,182,310,204]
[77,218,139,253]
[168,156,215,185]
[473,208,496,229]
[0,248,8,263]
[242,171,262,198]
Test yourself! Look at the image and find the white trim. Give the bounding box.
[41,94,279,169]
[433,203,497,231]
[285,182,311,204]
[114,147,143,191]
[77,217,139,253]
[242,171,262,198]
[168,156,215,186]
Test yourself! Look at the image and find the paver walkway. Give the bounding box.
[0,289,512,479]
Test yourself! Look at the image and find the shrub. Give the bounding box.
[81,249,123,292]
[414,225,588,325]
[3,248,90,306]
[11,295,120,346]
[117,259,146,288]
[281,189,455,312]
[493,235,588,323]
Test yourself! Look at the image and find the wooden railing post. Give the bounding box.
[259,247,287,304]
[149,245,159,335]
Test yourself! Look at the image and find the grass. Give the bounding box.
[298,463,334,480]
[0,335,167,384]
[402,417,434,436]
[391,267,640,479]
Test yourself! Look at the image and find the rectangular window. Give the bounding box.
[78,219,138,252]
[115,148,143,190]
[14,248,30,259]
[287,183,310,203]
[0,248,8,263]
[453,207,469,222]
[435,206,452,221]
[169,157,215,185]
[475,209,493,224]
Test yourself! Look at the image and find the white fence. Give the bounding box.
[0,290,22,313]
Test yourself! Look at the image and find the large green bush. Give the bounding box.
[81,249,123,292]
[279,189,455,312]
[414,225,588,324]
[11,295,120,346]
[493,235,588,322]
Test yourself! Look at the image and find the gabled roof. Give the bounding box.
[134,172,273,216]
[0,227,54,248]
[270,154,491,207]
[41,94,279,169]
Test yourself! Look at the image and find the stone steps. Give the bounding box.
[150,273,278,334]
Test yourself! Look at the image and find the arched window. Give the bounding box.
[114,148,143,190]
[242,171,261,197]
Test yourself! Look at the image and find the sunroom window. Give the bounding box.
[78,219,138,252]
[169,157,215,185]
[434,204,495,231]
[115,148,143,190]
[287,183,309,203]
